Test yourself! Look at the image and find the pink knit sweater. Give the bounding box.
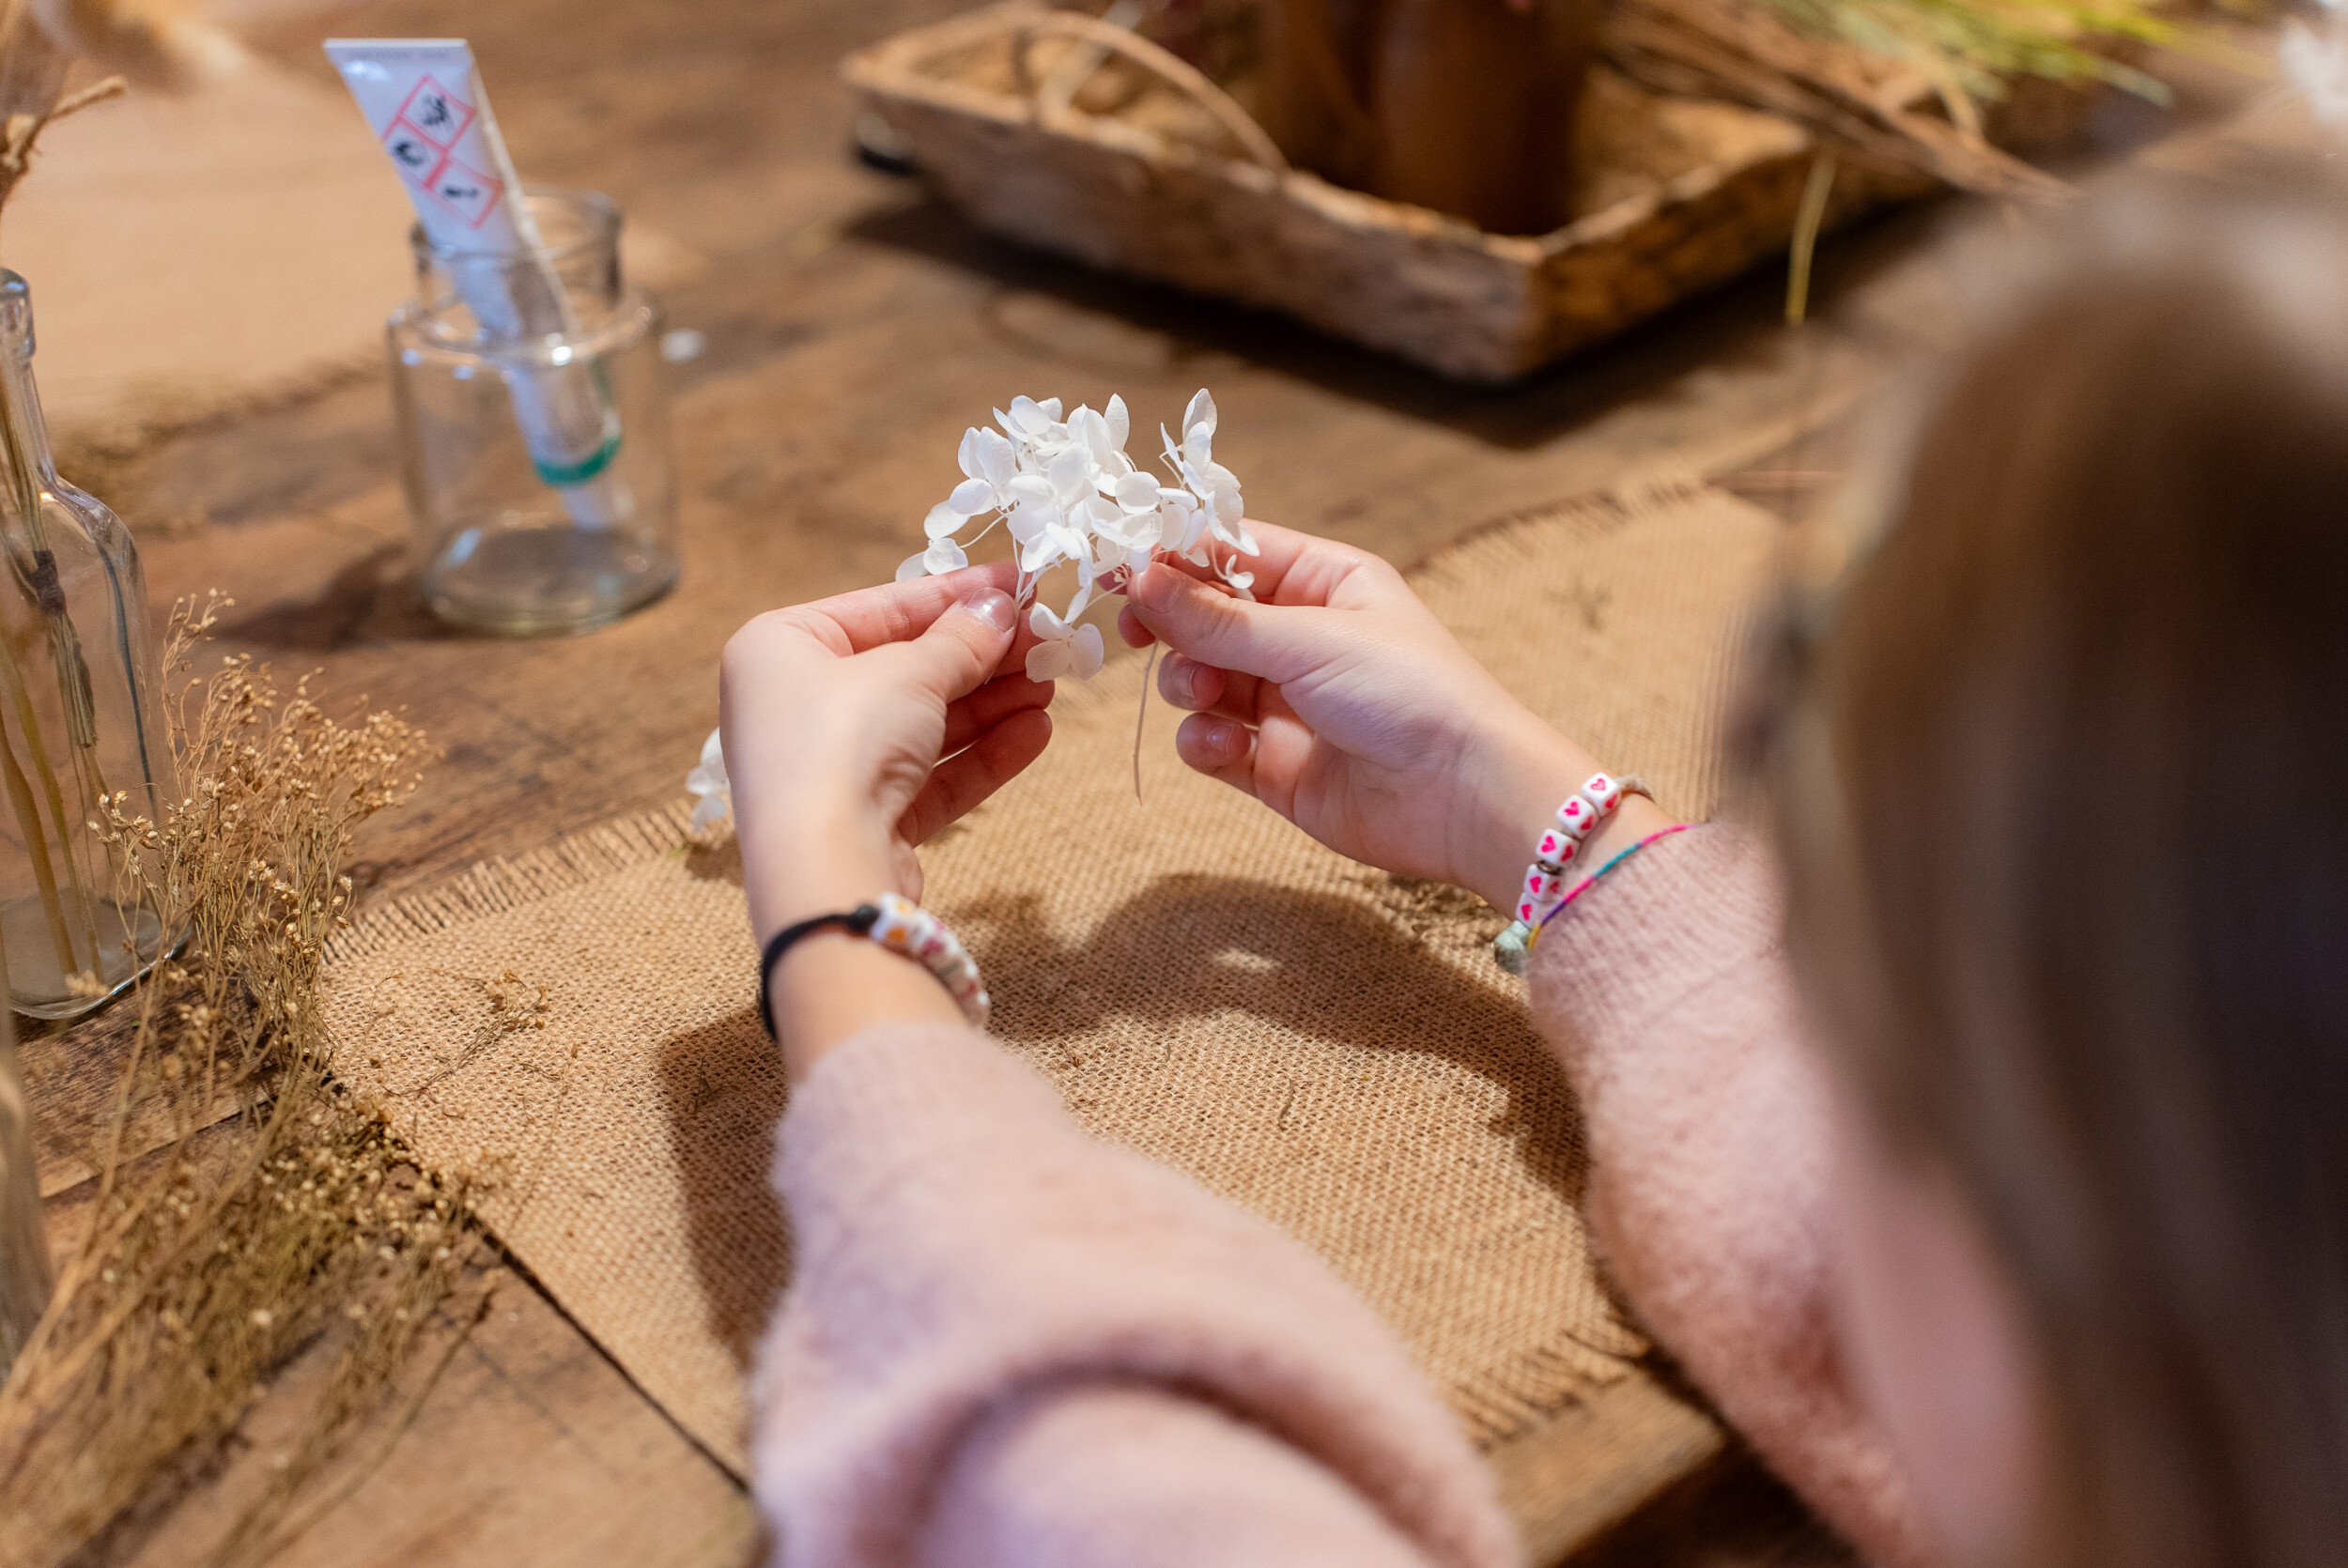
[749,825,1927,1566]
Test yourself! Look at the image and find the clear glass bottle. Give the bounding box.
[0,270,176,1019]
[389,187,678,636]
[0,1006,50,1377]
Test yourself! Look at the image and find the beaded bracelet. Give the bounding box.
[758,891,991,1037]
[1533,823,1691,931]
[1491,772,1655,976]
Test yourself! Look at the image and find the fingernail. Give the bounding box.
[964,590,1015,632]
[1202,717,1242,752]
[1131,563,1169,611]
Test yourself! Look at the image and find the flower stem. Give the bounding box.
[0,699,71,976]
[0,628,98,968]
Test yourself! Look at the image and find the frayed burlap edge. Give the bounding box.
[329,803,704,967]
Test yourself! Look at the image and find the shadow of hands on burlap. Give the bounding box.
[653,869,1588,1375]
[962,874,1585,1200]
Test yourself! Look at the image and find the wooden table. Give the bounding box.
[22,1,2268,1560]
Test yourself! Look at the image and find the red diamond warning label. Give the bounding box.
[422,156,504,228]
[378,73,505,228]
[383,122,439,180]
[394,75,474,151]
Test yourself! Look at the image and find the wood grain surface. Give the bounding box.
[17,0,2270,1561]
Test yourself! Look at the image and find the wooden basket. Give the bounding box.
[843,0,1948,381]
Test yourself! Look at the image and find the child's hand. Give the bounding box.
[1120,522,1673,911]
[720,565,1055,948]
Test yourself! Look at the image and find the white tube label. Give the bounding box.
[324,39,538,255]
[327,38,629,522]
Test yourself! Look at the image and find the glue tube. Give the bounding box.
[326,38,628,529]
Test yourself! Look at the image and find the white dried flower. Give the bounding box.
[686,728,730,831]
[1025,601,1104,683]
[894,388,1257,675]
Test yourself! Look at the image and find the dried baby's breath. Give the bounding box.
[0,594,472,1568]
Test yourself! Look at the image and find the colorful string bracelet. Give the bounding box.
[1533,823,1692,932]
[1491,771,1655,976]
[758,891,991,1037]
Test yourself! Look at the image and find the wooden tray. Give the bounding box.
[843,0,1946,381]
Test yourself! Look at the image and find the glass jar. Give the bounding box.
[0,1007,50,1376]
[0,271,177,1018]
[389,188,678,636]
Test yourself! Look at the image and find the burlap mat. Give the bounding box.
[321,483,1782,1475]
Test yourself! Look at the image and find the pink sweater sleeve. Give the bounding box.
[749,1021,1518,1568]
[1526,823,1931,1568]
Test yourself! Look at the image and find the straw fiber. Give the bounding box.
[321,484,1784,1477]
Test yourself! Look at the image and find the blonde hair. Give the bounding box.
[1769,170,2348,1568]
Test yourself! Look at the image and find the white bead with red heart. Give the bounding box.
[1501,773,1644,963]
[1535,828,1581,867]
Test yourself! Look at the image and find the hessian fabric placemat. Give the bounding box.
[320,482,1784,1477]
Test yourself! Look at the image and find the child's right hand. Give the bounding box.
[1120,521,1673,913]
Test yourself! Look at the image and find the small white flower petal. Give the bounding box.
[949,477,995,515]
[1067,581,1094,621]
[924,537,969,575]
[1026,638,1070,682]
[977,428,1018,487]
[925,502,969,539]
[1047,444,1094,501]
[958,427,986,481]
[1183,389,1216,440]
[1159,495,1206,556]
[1104,393,1130,451]
[1018,530,1064,574]
[895,551,931,582]
[686,728,732,828]
[1115,471,1161,512]
[1029,601,1067,638]
[1040,397,1064,422]
[1071,623,1104,680]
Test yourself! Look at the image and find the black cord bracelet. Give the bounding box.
[758,903,882,1039]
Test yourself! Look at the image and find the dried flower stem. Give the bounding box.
[0,594,477,1567]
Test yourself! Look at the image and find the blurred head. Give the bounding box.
[1769,172,2348,1568]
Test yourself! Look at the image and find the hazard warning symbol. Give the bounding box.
[380,74,505,228]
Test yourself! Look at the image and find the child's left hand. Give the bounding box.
[718,564,1056,950]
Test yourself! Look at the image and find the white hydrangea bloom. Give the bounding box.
[895,388,1259,674]
[705,391,1253,816]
